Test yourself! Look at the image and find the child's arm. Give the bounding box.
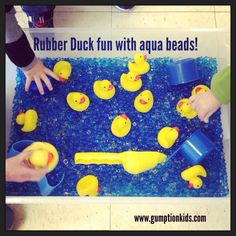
[5,5,59,95]
[189,66,230,123]
[211,65,230,104]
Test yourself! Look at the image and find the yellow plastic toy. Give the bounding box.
[66,92,90,112]
[157,126,179,149]
[111,114,131,138]
[134,90,154,113]
[74,151,167,175]
[181,165,207,189]
[16,109,38,132]
[191,84,210,95]
[53,60,72,82]
[128,53,150,75]
[24,142,59,173]
[120,71,142,92]
[93,80,116,100]
[76,175,99,196]
[176,98,197,119]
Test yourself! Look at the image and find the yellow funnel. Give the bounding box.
[74,151,166,175]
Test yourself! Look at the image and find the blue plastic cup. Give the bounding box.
[166,58,200,85]
[178,129,215,165]
[7,140,34,158]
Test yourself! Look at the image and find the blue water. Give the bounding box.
[6,57,228,197]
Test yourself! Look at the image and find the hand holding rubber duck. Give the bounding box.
[6,150,47,182]
[189,66,230,123]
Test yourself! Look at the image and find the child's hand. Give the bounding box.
[6,151,47,182]
[189,90,221,123]
[23,59,60,95]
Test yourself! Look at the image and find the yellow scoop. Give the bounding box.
[74,151,166,175]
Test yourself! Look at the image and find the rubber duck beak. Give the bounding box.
[172,127,180,132]
[79,97,86,104]
[47,152,54,164]
[108,84,114,90]
[188,183,193,189]
[19,111,24,115]
[134,75,141,81]
[178,101,184,108]
[59,77,67,82]
[195,87,202,94]
[139,99,147,105]
[120,113,128,120]
[143,55,147,60]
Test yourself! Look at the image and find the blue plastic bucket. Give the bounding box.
[166,58,200,85]
[178,129,215,165]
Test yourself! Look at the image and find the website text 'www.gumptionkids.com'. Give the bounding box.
[134,213,207,225]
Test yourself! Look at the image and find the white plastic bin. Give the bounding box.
[6,28,230,204]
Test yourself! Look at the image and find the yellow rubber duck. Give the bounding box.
[128,53,150,75]
[24,142,59,173]
[176,98,197,119]
[181,165,207,189]
[16,109,38,132]
[134,90,154,113]
[53,61,72,82]
[157,126,179,149]
[120,71,142,92]
[76,175,99,196]
[93,80,116,100]
[66,92,90,112]
[111,114,131,138]
[75,151,167,175]
[191,84,210,95]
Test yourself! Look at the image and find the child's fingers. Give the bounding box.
[189,95,197,104]
[34,76,44,95]
[203,110,214,123]
[44,67,60,81]
[41,73,53,91]
[196,107,208,122]
[18,150,33,162]
[25,78,32,92]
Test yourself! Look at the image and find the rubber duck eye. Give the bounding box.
[75,100,77,102]
[60,72,62,75]
[180,109,182,112]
